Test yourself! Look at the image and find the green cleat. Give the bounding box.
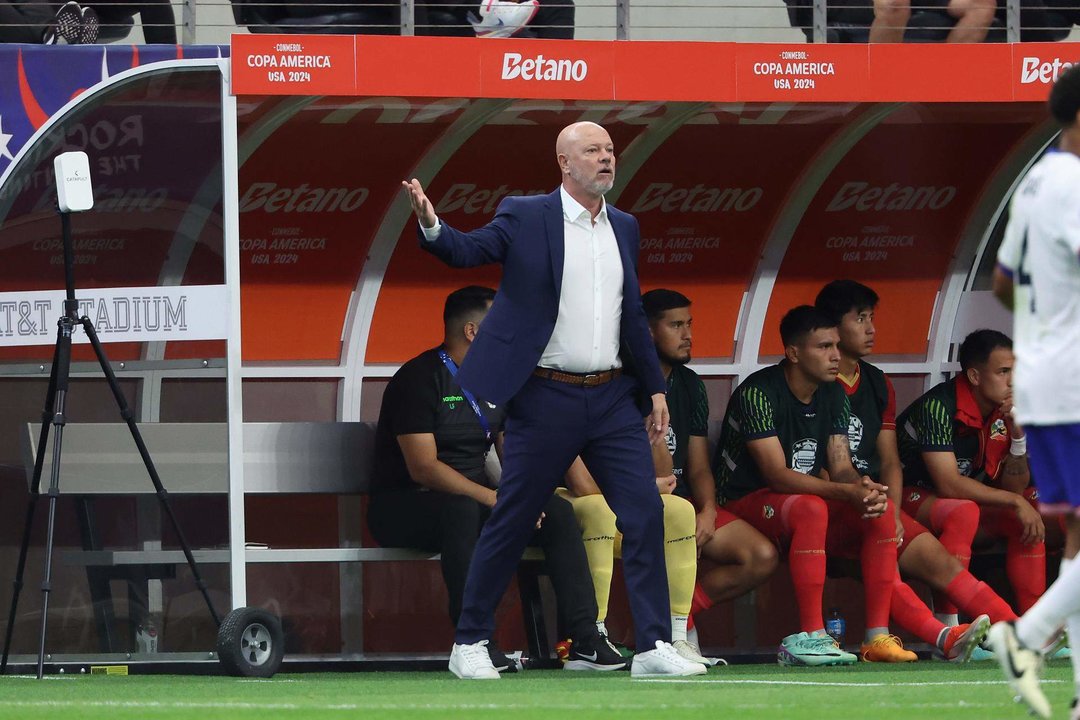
[778,632,858,667]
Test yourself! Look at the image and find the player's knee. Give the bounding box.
[874,0,911,21]
[748,539,780,581]
[784,494,829,529]
[932,498,980,541]
[950,0,995,19]
[571,493,617,537]
[661,494,696,540]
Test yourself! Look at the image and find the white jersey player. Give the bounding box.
[988,62,1080,720]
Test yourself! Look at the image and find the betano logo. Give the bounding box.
[1021,57,1077,84]
[501,52,588,82]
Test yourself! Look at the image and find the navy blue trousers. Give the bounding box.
[455,373,671,650]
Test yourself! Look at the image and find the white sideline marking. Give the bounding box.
[637,678,1066,686]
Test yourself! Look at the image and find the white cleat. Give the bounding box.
[468,0,540,38]
[631,640,708,678]
[449,640,501,680]
[672,638,726,667]
[987,621,1051,719]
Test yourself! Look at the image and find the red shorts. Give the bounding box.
[897,510,930,557]
[713,505,740,531]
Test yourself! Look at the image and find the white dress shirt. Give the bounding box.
[420,185,624,373]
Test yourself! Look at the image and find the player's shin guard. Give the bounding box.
[929,499,979,616]
[662,495,697,641]
[945,570,1018,623]
[891,577,948,645]
[861,507,899,630]
[781,495,828,632]
[566,493,617,623]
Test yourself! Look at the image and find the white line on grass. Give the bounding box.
[0,700,714,712]
[636,678,1067,686]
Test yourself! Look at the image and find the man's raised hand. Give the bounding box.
[402,178,437,228]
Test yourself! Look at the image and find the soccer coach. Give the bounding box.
[401,121,704,679]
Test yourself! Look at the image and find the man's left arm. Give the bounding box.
[995,407,1031,494]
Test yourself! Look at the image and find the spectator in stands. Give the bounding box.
[713,305,912,665]
[0,1,96,44]
[367,285,625,676]
[816,280,1020,662]
[558,290,768,668]
[896,329,1047,615]
[95,1,177,44]
[869,0,995,42]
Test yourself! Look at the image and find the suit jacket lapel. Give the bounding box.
[544,189,564,298]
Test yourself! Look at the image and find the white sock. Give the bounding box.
[671,615,688,643]
[935,613,959,627]
[1018,556,1080,650]
[596,620,609,637]
[687,625,700,647]
[865,627,889,644]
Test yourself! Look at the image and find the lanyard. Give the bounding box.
[438,349,493,444]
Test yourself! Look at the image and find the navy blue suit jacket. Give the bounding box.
[420,188,665,415]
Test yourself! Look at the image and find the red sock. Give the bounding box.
[944,570,1018,622]
[781,495,828,632]
[929,499,979,615]
[860,507,898,630]
[687,583,714,631]
[1006,536,1046,613]
[891,578,947,645]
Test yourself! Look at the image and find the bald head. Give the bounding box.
[556,122,615,205]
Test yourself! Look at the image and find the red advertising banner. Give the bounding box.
[1011,42,1080,101]
[231,34,356,96]
[355,35,482,97]
[735,44,870,102]
[614,42,737,102]
[869,44,1013,102]
[478,39,615,100]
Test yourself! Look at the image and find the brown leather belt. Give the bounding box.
[533,367,622,387]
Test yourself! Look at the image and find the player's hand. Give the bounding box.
[1000,399,1025,439]
[648,394,669,445]
[655,474,676,495]
[483,488,498,508]
[856,476,889,519]
[695,506,717,548]
[535,511,546,530]
[402,178,437,228]
[894,511,905,549]
[1014,497,1045,544]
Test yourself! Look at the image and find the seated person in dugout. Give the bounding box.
[713,305,906,666]
[868,0,994,44]
[897,329,1054,620]
[558,289,778,667]
[367,285,625,672]
[816,280,1020,661]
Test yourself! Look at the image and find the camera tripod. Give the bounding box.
[0,209,222,679]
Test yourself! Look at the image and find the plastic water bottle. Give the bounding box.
[825,608,846,646]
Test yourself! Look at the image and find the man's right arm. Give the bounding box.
[402,178,515,267]
[396,433,497,507]
[745,436,858,504]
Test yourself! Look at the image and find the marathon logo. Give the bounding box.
[501,52,588,82]
[824,181,956,212]
[1020,57,1078,84]
[239,182,369,213]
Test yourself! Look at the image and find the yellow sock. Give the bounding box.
[661,494,697,620]
[559,490,617,623]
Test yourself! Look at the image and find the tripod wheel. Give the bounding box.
[216,607,284,677]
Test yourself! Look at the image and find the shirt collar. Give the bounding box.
[560,185,607,225]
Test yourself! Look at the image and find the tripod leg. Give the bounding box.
[80,318,222,626]
[1,339,62,673]
[36,315,76,679]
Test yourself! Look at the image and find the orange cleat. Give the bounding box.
[861,634,918,663]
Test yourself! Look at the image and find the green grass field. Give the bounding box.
[0,660,1074,720]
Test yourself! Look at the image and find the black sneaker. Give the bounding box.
[77,5,99,44]
[487,641,518,673]
[45,1,82,44]
[564,632,628,671]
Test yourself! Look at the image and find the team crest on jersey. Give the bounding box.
[847,414,864,452]
[665,425,677,455]
[763,504,775,519]
[956,458,973,476]
[791,438,818,475]
[990,418,1007,440]
[907,490,921,503]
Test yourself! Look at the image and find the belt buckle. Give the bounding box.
[583,373,599,387]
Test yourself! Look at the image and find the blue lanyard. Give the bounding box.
[438,349,493,444]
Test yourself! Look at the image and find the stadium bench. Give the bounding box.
[20,421,551,661]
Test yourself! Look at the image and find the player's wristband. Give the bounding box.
[1010,434,1027,457]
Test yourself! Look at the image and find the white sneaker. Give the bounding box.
[449,640,500,680]
[672,638,725,667]
[631,640,707,678]
[468,0,539,38]
[987,622,1051,719]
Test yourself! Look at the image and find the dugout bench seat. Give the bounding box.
[20,421,551,662]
